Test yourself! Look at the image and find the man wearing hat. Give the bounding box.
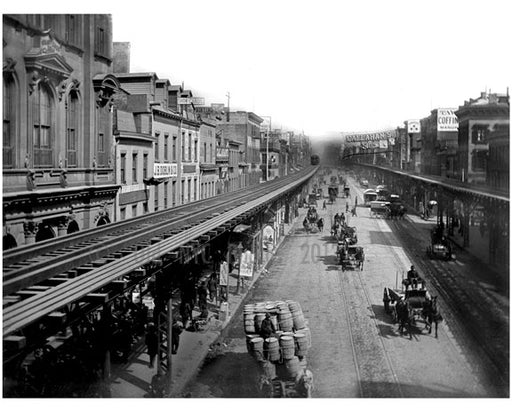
[260,313,276,339]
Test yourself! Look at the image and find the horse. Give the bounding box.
[395,299,413,339]
[303,219,310,234]
[422,296,443,338]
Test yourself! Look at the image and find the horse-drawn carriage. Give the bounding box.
[384,277,442,338]
[338,244,364,271]
[328,185,338,203]
[427,226,455,260]
[343,226,358,245]
[370,201,390,218]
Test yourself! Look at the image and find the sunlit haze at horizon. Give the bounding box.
[13,0,511,141]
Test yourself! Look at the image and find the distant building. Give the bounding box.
[3,14,119,249]
[216,111,263,188]
[420,108,459,177]
[487,123,509,193]
[198,118,218,199]
[113,72,158,218]
[455,91,510,184]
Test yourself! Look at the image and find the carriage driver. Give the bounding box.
[405,265,422,290]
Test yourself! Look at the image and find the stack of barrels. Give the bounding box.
[244,300,311,381]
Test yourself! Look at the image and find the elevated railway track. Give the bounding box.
[3,167,317,339]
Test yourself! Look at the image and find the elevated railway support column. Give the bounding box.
[488,200,509,269]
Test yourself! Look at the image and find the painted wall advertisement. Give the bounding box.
[437,108,459,132]
[344,130,397,149]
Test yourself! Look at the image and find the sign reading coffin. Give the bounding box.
[437,108,458,132]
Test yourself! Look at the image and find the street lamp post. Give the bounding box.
[235,242,244,294]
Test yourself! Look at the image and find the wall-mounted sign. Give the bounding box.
[239,250,254,278]
[407,120,421,134]
[154,163,178,178]
[216,147,229,160]
[178,97,205,105]
[344,129,397,143]
[182,164,198,175]
[437,108,458,132]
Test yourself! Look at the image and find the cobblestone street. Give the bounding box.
[184,180,496,397]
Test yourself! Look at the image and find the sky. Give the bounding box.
[10,0,511,141]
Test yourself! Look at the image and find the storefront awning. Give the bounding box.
[143,176,170,185]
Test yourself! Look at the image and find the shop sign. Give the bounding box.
[407,120,421,134]
[437,108,458,132]
[239,250,254,278]
[154,163,178,178]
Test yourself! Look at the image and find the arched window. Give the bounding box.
[33,83,54,167]
[3,72,16,168]
[66,90,79,167]
[3,234,17,250]
[67,220,79,234]
[35,224,55,242]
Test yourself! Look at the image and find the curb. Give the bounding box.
[169,217,300,397]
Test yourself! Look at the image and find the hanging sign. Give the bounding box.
[239,250,254,278]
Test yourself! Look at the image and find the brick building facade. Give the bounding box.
[3,14,119,248]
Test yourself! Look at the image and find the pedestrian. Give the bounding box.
[207,272,218,304]
[197,281,208,318]
[145,323,158,368]
[211,249,221,272]
[180,299,192,329]
[317,217,324,232]
[351,206,357,217]
[171,318,184,354]
[259,313,276,339]
[355,196,358,207]
[322,200,327,210]
[346,203,350,213]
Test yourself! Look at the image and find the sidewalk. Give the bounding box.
[346,174,503,275]
[107,212,301,398]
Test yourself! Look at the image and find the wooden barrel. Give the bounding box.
[288,301,302,313]
[292,312,306,330]
[276,301,288,311]
[254,313,266,333]
[294,333,308,357]
[296,327,311,349]
[246,334,260,352]
[299,356,307,369]
[280,336,295,360]
[250,337,265,361]
[265,337,280,362]
[269,314,278,331]
[284,356,301,379]
[244,312,256,334]
[278,310,293,332]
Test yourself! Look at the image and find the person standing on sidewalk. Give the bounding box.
[207,272,218,305]
[197,281,208,318]
[145,323,158,368]
[171,318,183,354]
